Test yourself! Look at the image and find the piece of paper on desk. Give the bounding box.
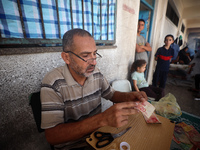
[136,101,161,123]
[136,101,155,118]
[143,112,161,123]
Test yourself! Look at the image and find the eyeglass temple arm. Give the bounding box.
[65,51,87,62]
[96,52,102,58]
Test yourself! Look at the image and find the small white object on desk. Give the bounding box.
[120,142,130,150]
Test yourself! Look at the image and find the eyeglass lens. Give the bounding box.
[86,55,101,63]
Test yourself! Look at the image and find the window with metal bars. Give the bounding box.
[166,2,179,27]
[181,23,185,33]
[0,0,116,47]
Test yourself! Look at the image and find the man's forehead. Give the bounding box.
[80,49,97,54]
[166,37,173,40]
[73,35,96,52]
[138,21,145,24]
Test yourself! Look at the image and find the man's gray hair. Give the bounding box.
[62,28,92,52]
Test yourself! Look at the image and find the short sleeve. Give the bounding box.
[40,87,65,129]
[155,48,161,57]
[131,72,137,81]
[40,69,65,129]
[143,36,147,45]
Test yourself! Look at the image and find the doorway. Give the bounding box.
[137,0,155,77]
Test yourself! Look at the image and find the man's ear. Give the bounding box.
[61,52,70,64]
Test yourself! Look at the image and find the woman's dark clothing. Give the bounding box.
[195,74,200,90]
[178,49,190,64]
[140,85,164,101]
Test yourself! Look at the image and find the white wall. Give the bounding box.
[162,18,178,42]
[98,0,140,82]
[147,0,168,83]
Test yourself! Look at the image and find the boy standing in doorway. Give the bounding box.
[135,19,152,64]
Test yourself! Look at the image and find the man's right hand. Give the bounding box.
[44,101,139,145]
[100,102,139,128]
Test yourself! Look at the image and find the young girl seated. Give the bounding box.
[131,59,164,101]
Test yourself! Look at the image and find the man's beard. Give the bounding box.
[70,58,95,77]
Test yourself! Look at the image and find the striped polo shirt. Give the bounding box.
[41,64,115,129]
[40,64,115,149]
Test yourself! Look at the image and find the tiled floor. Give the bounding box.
[165,77,200,117]
[165,56,200,117]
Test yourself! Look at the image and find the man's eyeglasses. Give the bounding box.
[65,51,102,63]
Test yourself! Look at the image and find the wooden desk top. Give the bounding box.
[86,113,175,150]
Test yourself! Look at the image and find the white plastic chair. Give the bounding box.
[101,79,132,112]
[112,79,156,101]
[111,79,132,92]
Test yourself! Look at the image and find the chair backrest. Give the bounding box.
[111,79,132,92]
[29,92,55,150]
[29,91,44,133]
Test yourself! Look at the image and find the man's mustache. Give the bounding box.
[87,65,95,70]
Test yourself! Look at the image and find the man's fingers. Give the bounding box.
[134,91,147,102]
[140,91,148,101]
[104,102,140,128]
[121,107,139,115]
[115,102,138,109]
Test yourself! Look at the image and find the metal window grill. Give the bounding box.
[0,0,117,46]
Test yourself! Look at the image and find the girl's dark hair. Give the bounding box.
[131,59,146,73]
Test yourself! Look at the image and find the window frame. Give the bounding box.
[181,23,185,33]
[166,1,179,27]
[0,0,117,48]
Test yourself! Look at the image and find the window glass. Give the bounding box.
[166,2,179,27]
[0,0,116,46]
[181,23,185,33]
[20,0,43,38]
[41,0,59,39]
[0,0,23,38]
[58,0,71,38]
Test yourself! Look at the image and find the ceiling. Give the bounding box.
[180,0,200,35]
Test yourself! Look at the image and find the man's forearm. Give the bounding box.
[136,44,151,53]
[142,45,152,51]
[111,91,130,103]
[136,44,146,53]
[44,98,142,145]
[143,43,152,51]
[111,91,146,103]
[45,112,105,145]
[45,91,147,145]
